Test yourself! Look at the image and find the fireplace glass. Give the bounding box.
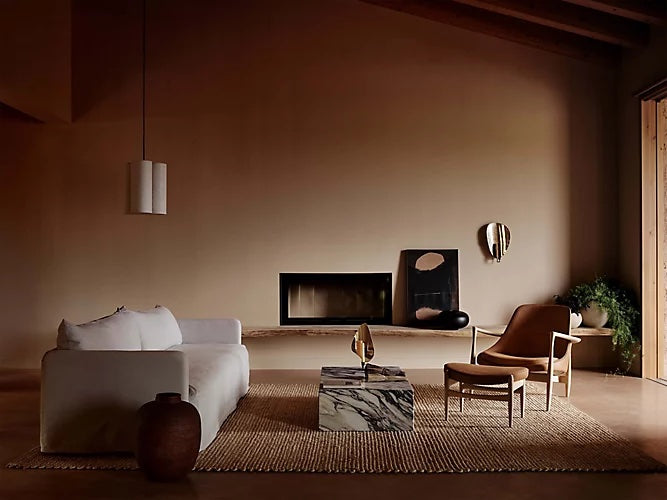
[279,273,392,325]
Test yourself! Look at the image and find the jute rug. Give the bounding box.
[7,384,666,473]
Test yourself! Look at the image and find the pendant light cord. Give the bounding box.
[142,0,146,160]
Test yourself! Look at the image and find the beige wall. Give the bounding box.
[0,0,71,122]
[0,0,617,368]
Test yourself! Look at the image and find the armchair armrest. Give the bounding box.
[473,327,504,337]
[470,326,504,364]
[41,349,188,453]
[547,331,581,378]
[552,331,582,344]
[177,318,242,344]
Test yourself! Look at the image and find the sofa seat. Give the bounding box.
[169,343,249,450]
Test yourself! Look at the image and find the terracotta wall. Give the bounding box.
[0,0,71,122]
[0,0,617,368]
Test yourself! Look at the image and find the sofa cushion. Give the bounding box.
[169,343,249,450]
[129,305,182,350]
[57,308,142,351]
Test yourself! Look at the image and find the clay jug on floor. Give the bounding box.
[136,392,201,482]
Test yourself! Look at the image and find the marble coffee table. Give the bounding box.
[318,366,414,431]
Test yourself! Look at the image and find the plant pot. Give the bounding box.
[570,312,582,329]
[136,392,201,482]
[580,301,608,328]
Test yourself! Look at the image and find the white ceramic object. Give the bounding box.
[580,301,609,328]
[570,312,582,329]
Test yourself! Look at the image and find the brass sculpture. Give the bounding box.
[351,323,375,369]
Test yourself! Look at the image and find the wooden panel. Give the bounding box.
[562,0,666,26]
[362,0,619,64]
[658,99,667,379]
[449,0,648,47]
[641,99,658,379]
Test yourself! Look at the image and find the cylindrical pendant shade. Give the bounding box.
[129,160,153,214]
[152,162,167,215]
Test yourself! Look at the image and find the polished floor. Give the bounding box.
[1,369,666,499]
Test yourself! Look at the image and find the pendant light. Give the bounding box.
[129,0,167,215]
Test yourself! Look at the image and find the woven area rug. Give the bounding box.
[7,383,666,473]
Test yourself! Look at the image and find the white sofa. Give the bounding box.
[40,306,249,453]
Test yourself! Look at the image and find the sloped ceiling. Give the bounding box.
[362,0,667,64]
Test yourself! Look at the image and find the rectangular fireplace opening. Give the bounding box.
[279,273,392,325]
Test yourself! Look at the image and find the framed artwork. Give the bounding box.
[404,249,459,325]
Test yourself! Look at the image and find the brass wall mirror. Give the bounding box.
[485,222,511,262]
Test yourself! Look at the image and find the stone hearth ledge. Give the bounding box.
[242,326,612,338]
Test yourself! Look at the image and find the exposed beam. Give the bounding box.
[562,0,666,26]
[449,0,648,48]
[362,0,619,64]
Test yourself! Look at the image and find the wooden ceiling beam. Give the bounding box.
[362,0,619,64]
[561,0,666,26]
[448,0,649,48]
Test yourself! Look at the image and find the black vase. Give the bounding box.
[437,310,470,329]
[136,392,201,482]
[413,310,470,330]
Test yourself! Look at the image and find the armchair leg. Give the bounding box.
[564,369,572,398]
[459,383,464,412]
[508,376,514,428]
[546,377,553,411]
[444,370,449,421]
[520,383,526,418]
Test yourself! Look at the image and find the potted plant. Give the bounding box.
[553,293,585,328]
[555,277,640,373]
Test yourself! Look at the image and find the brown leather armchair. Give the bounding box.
[470,304,581,411]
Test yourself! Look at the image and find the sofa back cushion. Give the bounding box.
[57,308,142,350]
[129,305,183,350]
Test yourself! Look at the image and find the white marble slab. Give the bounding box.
[318,366,414,431]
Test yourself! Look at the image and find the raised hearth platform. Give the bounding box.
[242,326,618,371]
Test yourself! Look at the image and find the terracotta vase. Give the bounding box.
[136,392,201,482]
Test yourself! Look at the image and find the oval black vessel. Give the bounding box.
[412,310,470,330]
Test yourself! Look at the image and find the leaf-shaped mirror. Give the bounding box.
[486,222,511,262]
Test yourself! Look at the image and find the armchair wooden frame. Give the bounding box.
[471,326,581,411]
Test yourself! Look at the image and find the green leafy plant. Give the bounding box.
[555,277,640,372]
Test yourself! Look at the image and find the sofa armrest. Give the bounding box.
[177,318,242,344]
[41,349,188,453]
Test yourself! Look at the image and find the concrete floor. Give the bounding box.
[1,369,666,499]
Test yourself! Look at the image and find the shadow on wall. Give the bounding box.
[72,0,141,121]
[0,104,61,368]
[476,224,496,264]
[0,103,43,124]
[393,251,407,325]
[566,67,618,286]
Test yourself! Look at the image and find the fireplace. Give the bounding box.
[279,273,392,325]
